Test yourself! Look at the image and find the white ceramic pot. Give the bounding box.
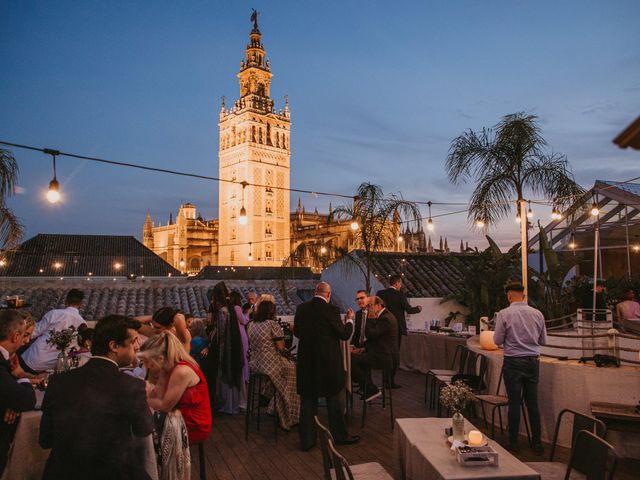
[479,330,498,351]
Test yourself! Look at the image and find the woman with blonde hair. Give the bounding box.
[139,332,212,480]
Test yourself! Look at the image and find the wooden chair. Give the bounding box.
[474,368,532,445]
[360,367,394,431]
[526,409,607,479]
[245,372,278,441]
[326,434,394,480]
[436,352,489,417]
[424,344,467,406]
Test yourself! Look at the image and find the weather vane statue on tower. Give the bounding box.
[250,9,259,31]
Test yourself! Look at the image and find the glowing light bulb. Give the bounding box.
[47,178,60,203]
[0,260,6,267]
[527,208,533,219]
[591,203,599,216]
[114,262,122,270]
[633,245,640,252]
[53,262,62,269]
[350,221,359,231]
[397,235,403,243]
[238,206,248,225]
[475,219,485,228]
[320,245,327,254]
[426,218,434,231]
[515,214,521,224]
[179,259,185,268]
[248,252,253,261]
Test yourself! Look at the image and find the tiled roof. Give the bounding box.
[193,266,317,281]
[0,234,181,277]
[0,279,318,321]
[354,251,478,298]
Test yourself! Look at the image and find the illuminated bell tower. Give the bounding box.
[218,12,291,266]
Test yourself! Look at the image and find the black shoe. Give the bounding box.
[532,443,545,456]
[390,383,402,389]
[335,435,360,446]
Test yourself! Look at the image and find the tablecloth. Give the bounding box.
[394,417,540,480]
[400,332,468,373]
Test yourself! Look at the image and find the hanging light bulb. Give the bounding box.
[568,232,577,249]
[426,218,434,231]
[527,202,533,219]
[426,201,434,231]
[475,219,485,228]
[515,212,521,223]
[45,149,61,204]
[551,207,562,220]
[320,245,327,255]
[179,259,185,268]
[238,181,248,225]
[397,235,403,243]
[350,221,359,231]
[238,206,248,225]
[633,245,640,253]
[248,242,253,261]
[590,202,599,216]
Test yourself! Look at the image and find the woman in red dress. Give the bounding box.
[139,331,212,478]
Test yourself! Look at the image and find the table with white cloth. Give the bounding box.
[394,417,540,480]
[466,336,640,459]
[399,331,469,374]
[1,390,159,480]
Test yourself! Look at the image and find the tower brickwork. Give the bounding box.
[218,15,291,266]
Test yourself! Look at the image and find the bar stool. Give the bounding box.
[360,367,394,430]
[193,442,207,480]
[245,372,279,441]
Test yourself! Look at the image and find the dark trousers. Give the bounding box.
[299,391,348,450]
[503,356,541,445]
[351,353,375,391]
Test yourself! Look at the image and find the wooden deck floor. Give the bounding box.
[191,369,639,480]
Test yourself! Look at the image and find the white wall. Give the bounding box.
[405,298,469,331]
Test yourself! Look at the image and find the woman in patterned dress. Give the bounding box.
[247,300,299,429]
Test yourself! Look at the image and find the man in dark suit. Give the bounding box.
[0,309,36,476]
[39,315,154,480]
[377,274,421,388]
[351,296,399,401]
[351,290,369,352]
[294,282,359,451]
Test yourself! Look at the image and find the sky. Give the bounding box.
[1,0,639,250]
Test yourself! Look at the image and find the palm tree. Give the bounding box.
[331,182,421,292]
[0,148,23,250]
[446,112,583,296]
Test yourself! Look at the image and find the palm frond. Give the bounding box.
[0,202,24,250]
[0,148,19,200]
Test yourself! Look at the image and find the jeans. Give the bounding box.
[298,391,348,450]
[502,356,541,445]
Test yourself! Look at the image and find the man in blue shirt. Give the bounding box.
[493,280,547,454]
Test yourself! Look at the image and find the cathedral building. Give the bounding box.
[142,13,424,274]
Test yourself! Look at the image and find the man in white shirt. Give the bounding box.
[616,289,640,334]
[20,289,87,373]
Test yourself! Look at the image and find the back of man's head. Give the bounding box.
[505,280,525,302]
[389,275,402,287]
[65,289,84,307]
[315,281,331,298]
[91,314,140,356]
[0,309,24,342]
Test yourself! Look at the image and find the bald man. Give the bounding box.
[294,282,359,450]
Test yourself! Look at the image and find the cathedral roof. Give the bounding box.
[0,234,180,277]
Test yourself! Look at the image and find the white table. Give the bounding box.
[394,417,540,480]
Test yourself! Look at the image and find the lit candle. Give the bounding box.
[468,430,483,446]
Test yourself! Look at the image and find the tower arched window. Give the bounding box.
[252,126,256,142]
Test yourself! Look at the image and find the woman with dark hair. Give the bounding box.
[247,300,299,429]
[229,290,250,408]
[201,282,244,414]
[136,307,191,352]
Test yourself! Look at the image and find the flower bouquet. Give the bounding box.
[46,326,78,373]
[440,380,476,441]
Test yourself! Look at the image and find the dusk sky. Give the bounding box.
[1,0,639,249]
